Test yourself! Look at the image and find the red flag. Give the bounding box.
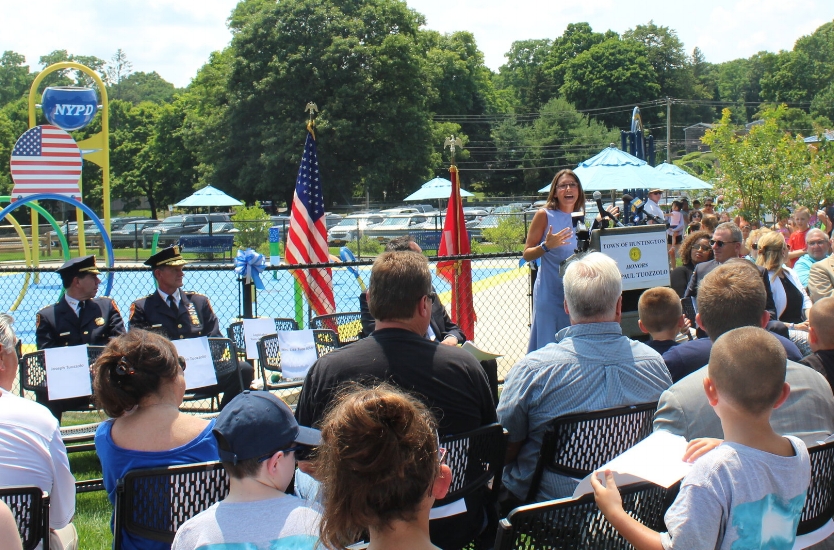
[437,165,476,340]
[285,126,336,317]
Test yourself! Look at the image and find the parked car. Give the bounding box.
[197,222,238,234]
[141,213,231,248]
[110,220,162,248]
[364,213,433,243]
[327,213,385,245]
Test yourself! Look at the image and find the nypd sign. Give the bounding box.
[41,87,98,131]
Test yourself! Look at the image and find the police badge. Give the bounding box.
[95,317,105,326]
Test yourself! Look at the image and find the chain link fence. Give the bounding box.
[1,253,533,398]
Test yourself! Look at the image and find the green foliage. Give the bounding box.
[469,237,483,254]
[483,215,525,252]
[109,71,177,104]
[346,235,383,256]
[0,51,32,105]
[702,106,812,221]
[231,202,271,250]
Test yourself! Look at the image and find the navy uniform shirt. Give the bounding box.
[128,291,221,339]
[36,296,126,349]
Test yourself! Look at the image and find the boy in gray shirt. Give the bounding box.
[592,327,811,549]
[172,391,322,550]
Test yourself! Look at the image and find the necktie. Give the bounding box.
[168,295,178,316]
[77,300,85,316]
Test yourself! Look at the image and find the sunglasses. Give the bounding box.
[709,239,738,248]
[692,244,711,252]
[257,445,313,463]
[177,356,187,371]
[426,292,437,304]
[438,447,448,465]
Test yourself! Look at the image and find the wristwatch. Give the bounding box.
[540,240,550,253]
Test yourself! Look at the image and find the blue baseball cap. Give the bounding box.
[212,390,320,464]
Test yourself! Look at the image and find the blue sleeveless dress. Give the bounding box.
[528,208,576,352]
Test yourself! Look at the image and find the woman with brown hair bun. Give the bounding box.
[93,330,219,550]
[315,384,452,550]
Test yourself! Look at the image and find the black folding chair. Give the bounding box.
[256,329,338,402]
[310,312,362,346]
[495,481,678,550]
[113,461,229,549]
[796,440,834,546]
[226,318,299,361]
[0,486,49,550]
[435,423,506,550]
[18,346,105,411]
[526,402,658,503]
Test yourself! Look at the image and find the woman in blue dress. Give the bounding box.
[525,169,584,352]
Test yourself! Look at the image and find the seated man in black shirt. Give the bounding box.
[128,246,253,409]
[297,250,495,549]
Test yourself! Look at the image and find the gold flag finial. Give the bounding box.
[305,102,319,138]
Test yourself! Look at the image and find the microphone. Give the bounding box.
[622,194,633,225]
[593,191,623,227]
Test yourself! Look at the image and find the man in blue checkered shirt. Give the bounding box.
[497,252,673,506]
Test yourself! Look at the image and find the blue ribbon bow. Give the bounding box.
[235,248,266,290]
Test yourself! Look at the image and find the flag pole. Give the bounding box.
[444,135,463,324]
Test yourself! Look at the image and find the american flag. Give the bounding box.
[10,125,83,200]
[285,128,336,318]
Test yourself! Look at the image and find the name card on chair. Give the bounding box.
[242,318,278,360]
[173,337,217,390]
[277,330,317,379]
[45,345,92,400]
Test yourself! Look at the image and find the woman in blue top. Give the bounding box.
[525,169,583,352]
[93,330,219,550]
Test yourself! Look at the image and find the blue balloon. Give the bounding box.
[41,87,98,131]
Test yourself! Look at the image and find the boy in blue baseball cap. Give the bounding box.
[172,391,322,550]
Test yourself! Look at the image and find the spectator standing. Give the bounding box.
[744,227,771,263]
[0,314,77,550]
[497,253,671,505]
[775,209,793,240]
[787,206,811,268]
[645,189,665,223]
[670,231,712,298]
[172,391,321,550]
[524,169,583,352]
[794,228,830,288]
[594,327,810,550]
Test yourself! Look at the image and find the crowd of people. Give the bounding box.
[2,183,834,548]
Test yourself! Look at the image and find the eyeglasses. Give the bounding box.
[177,356,187,371]
[426,292,437,303]
[556,182,578,191]
[709,239,738,248]
[692,244,711,252]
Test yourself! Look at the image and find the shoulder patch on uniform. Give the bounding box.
[110,298,121,314]
[36,313,41,328]
[129,302,136,320]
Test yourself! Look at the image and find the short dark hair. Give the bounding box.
[386,236,414,252]
[216,432,262,479]
[697,261,766,340]
[638,287,682,333]
[368,252,431,322]
[709,327,786,414]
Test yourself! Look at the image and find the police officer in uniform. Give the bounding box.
[35,255,126,420]
[128,246,253,409]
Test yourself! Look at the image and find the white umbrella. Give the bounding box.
[404,177,474,201]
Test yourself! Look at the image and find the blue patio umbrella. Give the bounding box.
[175,185,243,237]
[404,177,474,201]
[654,162,713,190]
[538,146,682,193]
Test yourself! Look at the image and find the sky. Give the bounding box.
[1,0,832,89]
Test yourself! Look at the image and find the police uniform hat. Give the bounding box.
[57,255,100,278]
[144,245,188,269]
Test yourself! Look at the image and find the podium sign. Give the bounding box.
[592,225,670,291]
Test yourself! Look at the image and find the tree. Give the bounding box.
[108,71,177,104]
[701,106,811,221]
[561,38,660,128]
[105,49,133,99]
[231,202,271,251]
[0,51,32,105]
[37,50,105,88]
[623,21,688,97]
[193,0,434,207]
[495,39,554,112]
[761,21,834,104]
[543,23,616,96]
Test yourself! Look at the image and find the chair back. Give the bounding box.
[310,312,362,345]
[18,346,105,403]
[436,423,506,506]
[798,440,834,535]
[0,486,49,550]
[496,481,677,550]
[227,318,299,359]
[256,329,339,390]
[526,402,657,503]
[113,461,229,548]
